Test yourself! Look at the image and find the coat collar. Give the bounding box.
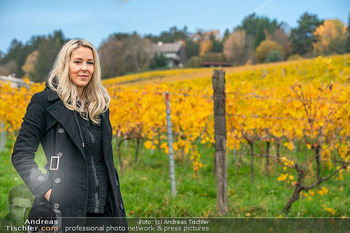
[47,88,60,101]
[46,77,60,101]
[47,99,85,156]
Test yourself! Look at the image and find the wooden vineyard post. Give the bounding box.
[0,121,6,152]
[165,92,176,196]
[212,69,228,215]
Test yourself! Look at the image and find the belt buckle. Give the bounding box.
[50,156,60,171]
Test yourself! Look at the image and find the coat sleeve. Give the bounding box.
[11,91,52,198]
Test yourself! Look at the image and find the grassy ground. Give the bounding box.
[1,137,349,218]
[118,140,350,218]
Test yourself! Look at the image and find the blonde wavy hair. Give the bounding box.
[48,39,110,124]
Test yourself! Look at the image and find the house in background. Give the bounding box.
[0,74,30,88]
[151,41,188,68]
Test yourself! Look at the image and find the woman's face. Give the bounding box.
[69,46,94,94]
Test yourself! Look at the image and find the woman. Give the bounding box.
[11,39,127,226]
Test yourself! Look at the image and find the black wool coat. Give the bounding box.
[12,87,126,219]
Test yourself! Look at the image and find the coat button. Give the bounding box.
[116,180,119,186]
[54,203,59,209]
[38,175,44,181]
[120,203,124,210]
[57,152,63,157]
[58,128,64,134]
[55,178,61,184]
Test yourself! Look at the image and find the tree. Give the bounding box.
[201,52,225,62]
[124,35,151,72]
[2,40,23,77]
[112,33,132,41]
[4,60,19,75]
[150,53,168,69]
[199,40,213,56]
[31,30,66,82]
[2,39,22,63]
[255,40,284,63]
[240,13,260,36]
[197,31,225,63]
[190,29,206,42]
[0,49,7,75]
[209,33,223,53]
[2,34,48,78]
[290,12,323,56]
[185,40,200,59]
[344,12,350,53]
[98,36,127,79]
[22,50,39,80]
[145,26,188,43]
[223,30,254,66]
[0,65,8,75]
[270,29,292,59]
[239,13,281,48]
[187,30,220,60]
[313,19,347,55]
[184,56,203,68]
[223,28,230,42]
[254,23,266,48]
[265,50,283,63]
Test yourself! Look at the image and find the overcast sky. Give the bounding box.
[0,0,349,53]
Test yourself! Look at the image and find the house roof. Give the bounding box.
[0,74,32,87]
[0,75,27,84]
[151,42,182,53]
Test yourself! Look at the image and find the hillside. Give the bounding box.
[102,55,349,87]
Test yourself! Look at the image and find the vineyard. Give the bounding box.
[1,54,350,217]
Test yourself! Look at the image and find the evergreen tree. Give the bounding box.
[185,40,200,59]
[254,23,266,48]
[209,33,223,53]
[241,13,260,36]
[2,33,60,78]
[31,30,66,82]
[2,40,26,77]
[150,53,168,69]
[239,13,281,48]
[290,12,323,56]
[223,28,230,42]
[112,33,131,41]
[145,26,188,43]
